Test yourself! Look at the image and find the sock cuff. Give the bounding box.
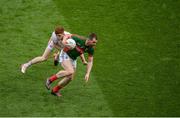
[49,75,58,82]
[53,85,62,93]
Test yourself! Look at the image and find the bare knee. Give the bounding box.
[67,75,73,81]
[40,56,48,61]
[67,77,72,81]
[67,69,74,76]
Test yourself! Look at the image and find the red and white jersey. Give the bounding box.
[50,31,71,49]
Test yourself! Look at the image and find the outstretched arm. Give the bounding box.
[48,37,60,50]
[71,34,87,40]
[80,54,87,65]
[84,55,93,82]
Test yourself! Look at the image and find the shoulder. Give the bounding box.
[71,36,81,41]
[51,31,56,39]
[51,31,58,43]
[87,47,95,55]
[64,31,71,35]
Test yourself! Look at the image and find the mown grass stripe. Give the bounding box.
[0,0,113,116]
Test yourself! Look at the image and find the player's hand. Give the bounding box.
[64,34,72,39]
[53,53,59,60]
[84,73,90,83]
[83,61,88,65]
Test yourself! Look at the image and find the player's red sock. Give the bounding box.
[52,85,62,93]
[49,75,58,82]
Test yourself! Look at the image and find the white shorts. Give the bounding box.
[59,50,77,69]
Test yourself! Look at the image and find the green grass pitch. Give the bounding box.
[0,0,180,116]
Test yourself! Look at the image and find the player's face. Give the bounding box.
[87,38,97,46]
[56,34,64,40]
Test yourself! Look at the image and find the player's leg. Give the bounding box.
[54,68,75,91]
[57,59,75,78]
[27,47,51,65]
[55,60,75,87]
[21,42,53,73]
[45,59,74,90]
[52,68,76,91]
[51,75,72,97]
[50,60,76,96]
[48,60,74,96]
[45,50,77,91]
[57,75,73,86]
[47,53,77,84]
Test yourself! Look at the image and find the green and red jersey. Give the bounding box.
[64,36,94,60]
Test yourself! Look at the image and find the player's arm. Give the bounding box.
[84,55,93,82]
[80,54,87,65]
[48,38,52,44]
[48,34,60,50]
[71,34,87,40]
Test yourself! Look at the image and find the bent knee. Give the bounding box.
[40,56,48,61]
[67,69,74,76]
[67,75,73,80]
[67,77,72,81]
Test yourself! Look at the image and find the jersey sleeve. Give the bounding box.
[50,32,58,44]
[64,34,72,39]
[87,47,94,56]
[72,36,81,42]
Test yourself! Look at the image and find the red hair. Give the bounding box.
[55,26,64,35]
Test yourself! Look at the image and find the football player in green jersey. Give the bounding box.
[45,33,98,97]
